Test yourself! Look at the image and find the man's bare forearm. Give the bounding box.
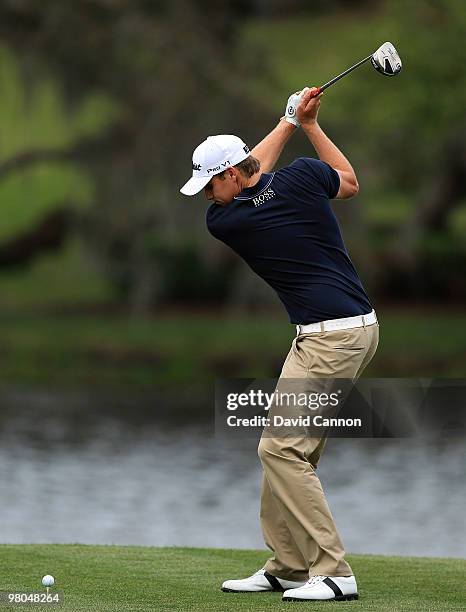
[302,122,356,178]
[252,119,296,173]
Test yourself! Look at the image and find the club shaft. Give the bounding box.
[319,54,373,92]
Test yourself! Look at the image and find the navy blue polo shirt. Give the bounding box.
[206,157,372,324]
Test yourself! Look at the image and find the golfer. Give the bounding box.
[180,87,378,602]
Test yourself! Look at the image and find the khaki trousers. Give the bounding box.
[258,322,379,580]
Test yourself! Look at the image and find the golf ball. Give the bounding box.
[42,575,54,587]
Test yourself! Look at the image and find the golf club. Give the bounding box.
[314,42,402,95]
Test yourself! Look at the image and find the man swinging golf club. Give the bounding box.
[180,87,379,602]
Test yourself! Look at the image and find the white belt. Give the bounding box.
[296,310,377,335]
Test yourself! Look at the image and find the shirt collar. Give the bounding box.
[234,172,275,201]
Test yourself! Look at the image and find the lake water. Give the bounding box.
[0,389,465,558]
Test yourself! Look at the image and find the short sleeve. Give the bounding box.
[282,157,340,200]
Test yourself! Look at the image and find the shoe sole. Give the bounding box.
[283,593,358,602]
[221,588,281,593]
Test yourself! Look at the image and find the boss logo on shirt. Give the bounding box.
[253,188,276,207]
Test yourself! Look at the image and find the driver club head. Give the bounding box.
[371,41,402,76]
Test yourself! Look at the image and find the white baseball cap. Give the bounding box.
[180,134,251,196]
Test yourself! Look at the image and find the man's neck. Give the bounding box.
[243,171,262,190]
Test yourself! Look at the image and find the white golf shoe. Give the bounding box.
[283,575,358,601]
[221,568,307,593]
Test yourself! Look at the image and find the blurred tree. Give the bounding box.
[239,0,466,302]
[0,0,464,310]
[0,0,275,312]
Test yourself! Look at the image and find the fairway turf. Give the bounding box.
[1,545,465,611]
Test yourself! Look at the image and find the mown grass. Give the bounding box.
[1,545,465,611]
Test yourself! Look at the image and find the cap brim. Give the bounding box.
[180,175,211,196]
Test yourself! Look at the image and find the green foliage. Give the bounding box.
[0,1,464,309]
[449,203,466,241]
[0,239,114,309]
[0,166,91,241]
[0,46,117,239]
[239,0,466,300]
[0,47,117,155]
[242,0,466,187]
[364,192,411,225]
[0,310,463,388]
[0,2,274,311]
